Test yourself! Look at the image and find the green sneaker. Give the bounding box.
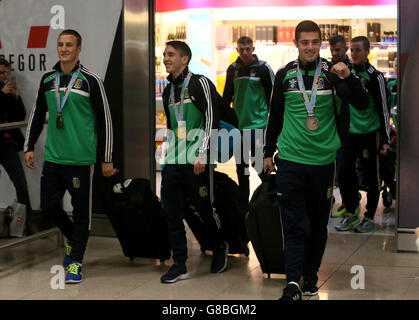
[332,205,346,218]
[335,211,360,231]
[354,217,375,233]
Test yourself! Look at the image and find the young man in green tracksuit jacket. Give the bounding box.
[159,41,229,284]
[263,21,369,300]
[24,30,116,284]
[335,36,391,234]
[222,36,274,205]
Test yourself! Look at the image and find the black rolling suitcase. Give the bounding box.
[104,178,171,262]
[246,174,285,276]
[184,171,249,255]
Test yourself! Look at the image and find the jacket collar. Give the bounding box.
[53,60,81,73]
[353,60,371,72]
[235,54,259,67]
[168,66,189,86]
[298,56,321,71]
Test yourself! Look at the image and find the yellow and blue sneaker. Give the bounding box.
[63,242,72,268]
[65,262,83,284]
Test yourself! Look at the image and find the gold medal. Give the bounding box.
[306,116,319,131]
[177,121,187,139]
[176,126,187,139]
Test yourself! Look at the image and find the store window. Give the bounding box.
[154,1,397,174]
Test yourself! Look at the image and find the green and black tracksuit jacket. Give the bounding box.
[348,61,390,145]
[162,67,220,165]
[24,60,113,165]
[264,57,369,165]
[222,55,274,130]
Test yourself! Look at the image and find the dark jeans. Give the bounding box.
[275,158,335,284]
[340,132,380,219]
[0,141,31,209]
[41,161,94,263]
[161,164,223,267]
[236,129,264,203]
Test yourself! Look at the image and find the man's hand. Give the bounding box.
[102,162,117,177]
[331,62,351,79]
[263,157,276,174]
[9,84,19,99]
[24,152,36,169]
[1,82,14,95]
[380,144,390,156]
[194,157,206,175]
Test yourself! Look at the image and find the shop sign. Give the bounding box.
[156,0,397,12]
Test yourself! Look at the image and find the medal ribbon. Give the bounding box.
[296,60,322,117]
[170,72,192,122]
[55,67,81,115]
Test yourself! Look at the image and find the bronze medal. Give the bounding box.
[56,113,63,129]
[306,116,319,131]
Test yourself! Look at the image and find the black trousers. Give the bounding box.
[275,159,335,284]
[339,132,380,219]
[41,161,93,263]
[161,164,223,267]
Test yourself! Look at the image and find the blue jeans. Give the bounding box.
[0,140,31,211]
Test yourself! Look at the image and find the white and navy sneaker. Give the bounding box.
[160,264,189,284]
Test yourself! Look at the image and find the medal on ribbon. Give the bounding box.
[56,112,63,128]
[170,72,192,139]
[296,60,322,131]
[305,116,319,131]
[55,66,81,129]
[176,120,187,139]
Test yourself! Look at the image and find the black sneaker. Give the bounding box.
[301,281,319,296]
[279,282,302,300]
[160,264,189,284]
[211,241,229,273]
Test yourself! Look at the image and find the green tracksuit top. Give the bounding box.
[264,58,369,165]
[223,55,274,130]
[162,67,220,165]
[25,61,114,165]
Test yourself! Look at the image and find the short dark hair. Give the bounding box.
[0,57,10,68]
[295,20,321,42]
[58,29,82,47]
[166,41,192,65]
[351,36,370,51]
[237,36,253,46]
[329,35,346,46]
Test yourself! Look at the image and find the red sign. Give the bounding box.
[156,0,396,12]
[27,26,50,49]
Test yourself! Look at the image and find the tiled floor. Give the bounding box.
[0,164,418,300]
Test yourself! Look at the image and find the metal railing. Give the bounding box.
[0,227,63,250]
[0,121,29,131]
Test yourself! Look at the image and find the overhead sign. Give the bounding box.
[156,0,397,12]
